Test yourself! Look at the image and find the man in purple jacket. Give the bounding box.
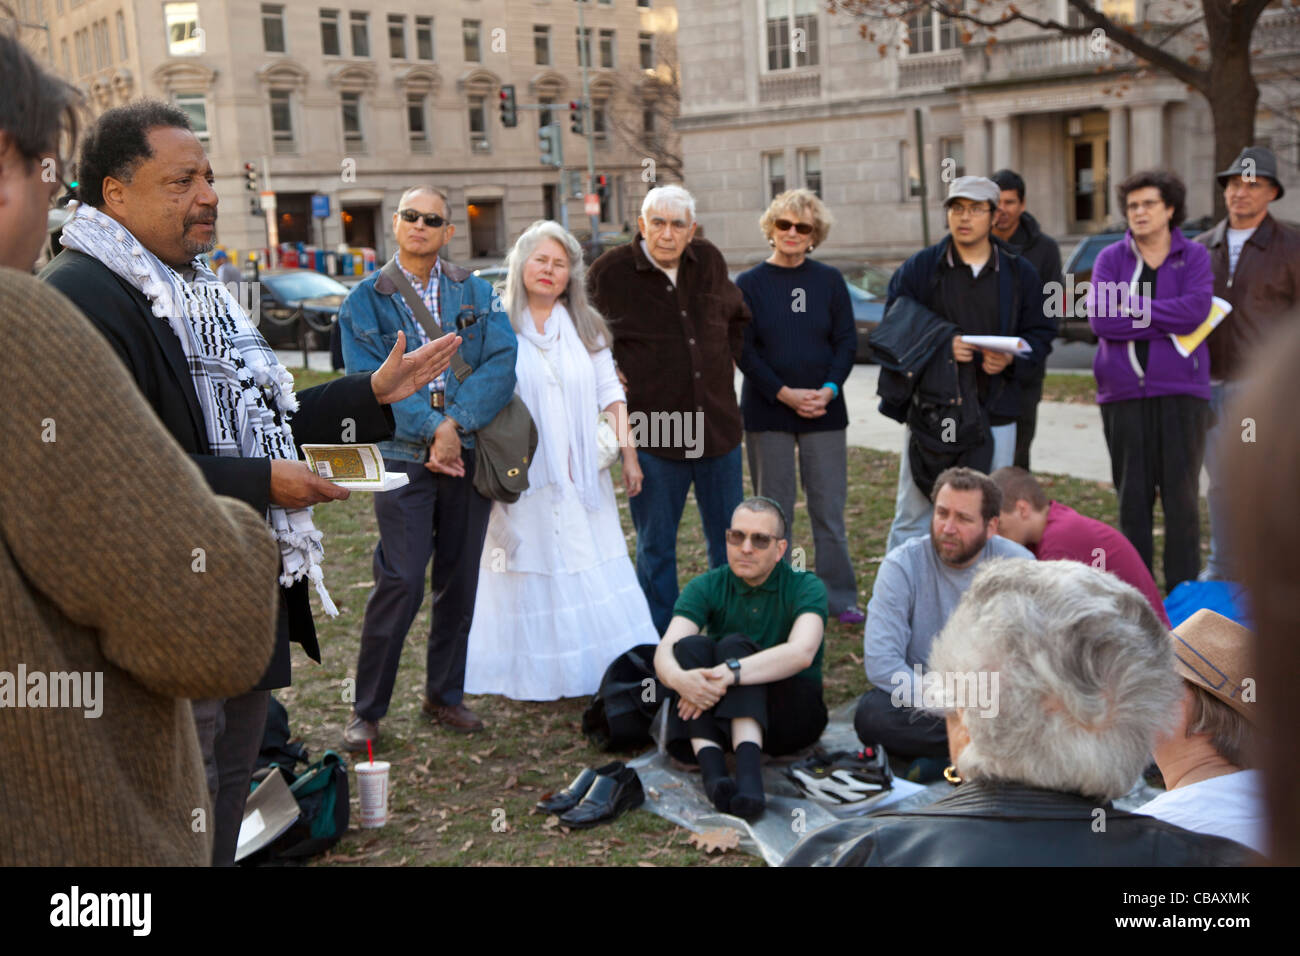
[1088,170,1213,591]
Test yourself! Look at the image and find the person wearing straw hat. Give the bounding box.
[1194,147,1300,582]
[1138,609,1265,854]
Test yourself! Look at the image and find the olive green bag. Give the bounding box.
[381,258,537,502]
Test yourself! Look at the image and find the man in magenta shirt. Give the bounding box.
[991,467,1171,627]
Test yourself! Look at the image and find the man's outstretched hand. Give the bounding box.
[370,329,462,405]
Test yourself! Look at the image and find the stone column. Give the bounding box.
[963,111,989,178]
[1108,105,1130,188]
[1128,102,1165,171]
[991,115,1015,171]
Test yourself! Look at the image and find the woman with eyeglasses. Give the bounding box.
[735,189,863,625]
[464,220,658,701]
[1088,170,1214,591]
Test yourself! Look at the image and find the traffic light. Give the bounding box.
[538,124,561,167]
[499,85,518,128]
[596,174,608,203]
[244,162,257,191]
[569,100,584,135]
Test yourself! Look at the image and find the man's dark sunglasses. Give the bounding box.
[773,219,814,235]
[725,529,775,550]
[398,208,449,228]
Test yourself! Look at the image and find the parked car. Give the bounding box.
[1058,219,1213,343]
[255,269,350,349]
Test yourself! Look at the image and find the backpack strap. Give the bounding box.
[380,257,473,384]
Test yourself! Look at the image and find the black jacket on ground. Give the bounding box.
[41,249,395,689]
[781,779,1260,867]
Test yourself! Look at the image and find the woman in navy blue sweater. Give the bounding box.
[736,189,862,623]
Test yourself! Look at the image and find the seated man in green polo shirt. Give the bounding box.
[654,497,828,820]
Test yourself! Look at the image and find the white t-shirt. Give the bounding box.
[1136,769,1266,855]
[640,239,678,286]
[1227,226,1256,276]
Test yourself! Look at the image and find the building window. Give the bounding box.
[904,9,962,55]
[576,27,591,67]
[415,16,434,60]
[175,93,208,144]
[468,95,489,151]
[900,141,922,200]
[93,20,109,69]
[539,96,555,131]
[599,29,615,68]
[593,100,609,146]
[534,24,551,66]
[262,5,286,54]
[638,0,651,6]
[341,91,364,148]
[350,11,369,57]
[408,94,430,152]
[388,15,407,59]
[116,10,128,60]
[74,29,89,74]
[463,20,481,62]
[642,107,655,135]
[939,136,966,181]
[764,151,786,200]
[799,148,821,198]
[765,0,819,71]
[639,32,654,70]
[61,37,70,76]
[320,9,341,56]
[270,89,295,152]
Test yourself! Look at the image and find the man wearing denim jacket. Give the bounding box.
[339,186,517,746]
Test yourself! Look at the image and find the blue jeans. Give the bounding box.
[629,446,743,634]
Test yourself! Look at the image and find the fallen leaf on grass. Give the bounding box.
[435,822,450,834]
[504,775,518,790]
[688,828,741,855]
[468,754,483,765]
[847,652,863,665]
[542,815,561,830]
[460,838,474,853]
[638,861,657,867]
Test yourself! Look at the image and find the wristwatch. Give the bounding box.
[725,658,742,686]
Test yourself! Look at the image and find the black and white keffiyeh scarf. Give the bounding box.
[60,201,338,615]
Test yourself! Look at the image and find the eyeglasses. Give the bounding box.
[947,204,991,219]
[773,219,814,235]
[1125,199,1165,214]
[725,529,775,550]
[398,208,449,228]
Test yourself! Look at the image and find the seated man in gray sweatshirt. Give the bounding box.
[854,467,1033,779]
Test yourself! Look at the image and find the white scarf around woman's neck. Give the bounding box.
[515,303,602,510]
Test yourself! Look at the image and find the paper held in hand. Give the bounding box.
[301,444,410,492]
[1171,296,1233,359]
[959,335,1032,357]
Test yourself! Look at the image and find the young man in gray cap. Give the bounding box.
[1195,147,1300,581]
[879,176,1055,552]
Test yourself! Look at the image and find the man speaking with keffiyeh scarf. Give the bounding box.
[41,100,461,865]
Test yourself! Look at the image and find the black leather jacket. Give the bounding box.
[781,780,1260,867]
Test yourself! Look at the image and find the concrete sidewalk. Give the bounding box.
[280,350,1202,490]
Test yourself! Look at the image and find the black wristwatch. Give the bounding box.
[725,658,741,686]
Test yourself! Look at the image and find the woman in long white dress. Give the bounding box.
[465,221,660,700]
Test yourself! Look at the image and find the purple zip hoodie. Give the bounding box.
[1087,227,1214,404]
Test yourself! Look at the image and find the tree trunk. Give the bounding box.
[1203,9,1261,221]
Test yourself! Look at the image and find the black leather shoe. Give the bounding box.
[559,765,645,829]
[536,761,624,814]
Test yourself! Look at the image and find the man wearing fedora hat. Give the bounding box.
[1138,609,1265,854]
[1195,147,1300,582]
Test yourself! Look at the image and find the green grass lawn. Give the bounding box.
[281,368,1201,866]
[1040,371,1098,405]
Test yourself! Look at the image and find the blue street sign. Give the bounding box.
[311,194,330,219]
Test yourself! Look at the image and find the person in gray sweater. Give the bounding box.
[854,468,1033,777]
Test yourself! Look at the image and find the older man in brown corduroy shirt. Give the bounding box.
[0,33,280,866]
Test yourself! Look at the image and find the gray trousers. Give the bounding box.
[745,429,858,613]
[192,689,271,866]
